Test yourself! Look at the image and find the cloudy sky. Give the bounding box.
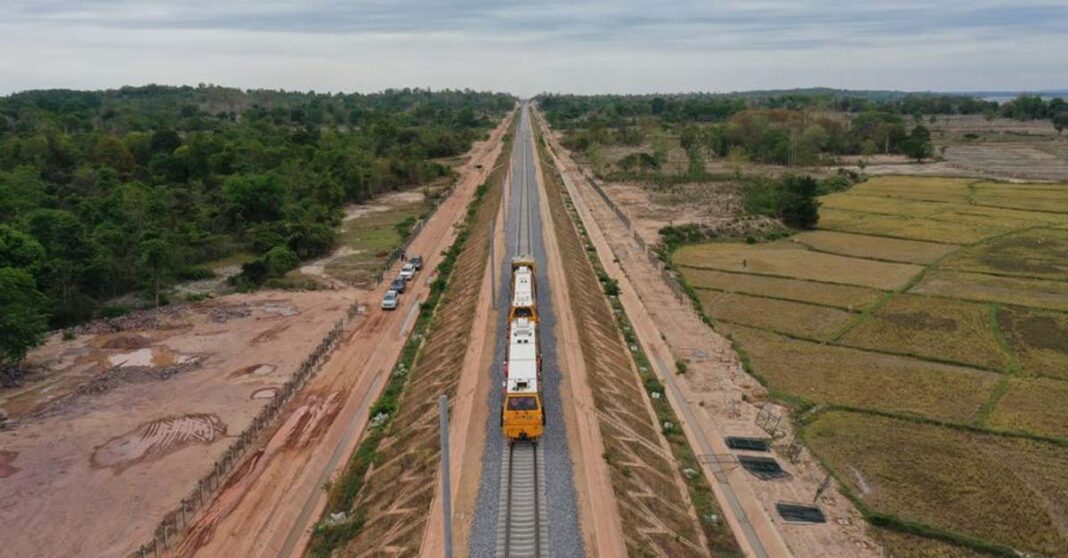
[2,0,1067,96]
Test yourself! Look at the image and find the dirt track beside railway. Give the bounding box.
[536,116,714,557]
[535,107,880,557]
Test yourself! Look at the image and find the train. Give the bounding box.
[501,256,545,441]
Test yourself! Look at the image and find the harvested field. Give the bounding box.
[685,268,882,309]
[697,290,854,340]
[872,529,988,558]
[674,241,921,290]
[939,227,1068,281]
[792,230,958,264]
[995,306,1068,380]
[946,144,1068,182]
[987,377,1068,439]
[838,295,1011,371]
[974,183,1068,213]
[819,194,952,218]
[723,324,997,423]
[911,269,1068,311]
[849,176,975,203]
[805,410,1068,557]
[819,208,1008,244]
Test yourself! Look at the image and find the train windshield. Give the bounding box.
[506,395,539,411]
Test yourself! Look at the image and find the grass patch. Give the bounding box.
[910,269,1068,312]
[721,324,998,422]
[324,200,426,285]
[696,290,854,340]
[674,241,922,290]
[804,410,1068,557]
[792,230,959,264]
[837,294,1012,371]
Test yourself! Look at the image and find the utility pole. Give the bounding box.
[438,394,454,558]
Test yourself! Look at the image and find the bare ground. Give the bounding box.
[0,290,359,558]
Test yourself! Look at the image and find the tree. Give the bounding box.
[779,175,821,229]
[223,174,286,224]
[93,135,135,173]
[1053,112,1068,136]
[902,125,933,162]
[139,238,175,306]
[0,267,49,367]
[0,225,45,272]
[263,244,299,277]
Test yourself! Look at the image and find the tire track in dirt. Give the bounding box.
[91,415,227,473]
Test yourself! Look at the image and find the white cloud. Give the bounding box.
[1,0,1066,95]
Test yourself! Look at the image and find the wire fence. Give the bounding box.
[575,168,689,304]
[130,181,465,558]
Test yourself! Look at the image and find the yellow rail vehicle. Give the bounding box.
[502,257,544,441]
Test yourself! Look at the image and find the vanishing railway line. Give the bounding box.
[494,105,550,558]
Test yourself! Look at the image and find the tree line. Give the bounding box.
[0,85,514,370]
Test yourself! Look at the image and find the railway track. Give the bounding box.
[495,441,549,558]
[513,111,534,256]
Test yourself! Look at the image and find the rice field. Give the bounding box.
[792,230,958,264]
[684,268,883,310]
[995,306,1068,380]
[938,227,1068,281]
[987,377,1068,439]
[674,241,921,290]
[804,411,1068,557]
[910,269,1068,311]
[674,175,1068,553]
[849,176,976,203]
[696,291,855,340]
[838,294,1011,371]
[819,208,1009,244]
[872,529,990,558]
[723,324,998,423]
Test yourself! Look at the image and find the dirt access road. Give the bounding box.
[534,107,880,558]
[171,113,513,558]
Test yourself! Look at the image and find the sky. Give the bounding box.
[2,0,1067,96]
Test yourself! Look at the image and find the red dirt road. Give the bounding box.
[173,114,513,558]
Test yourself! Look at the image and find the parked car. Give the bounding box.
[408,255,423,271]
[399,263,416,281]
[381,290,399,310]
[390,277,407,294]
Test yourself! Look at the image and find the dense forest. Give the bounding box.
[538,92,1067,167]
[0,85,514,369]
